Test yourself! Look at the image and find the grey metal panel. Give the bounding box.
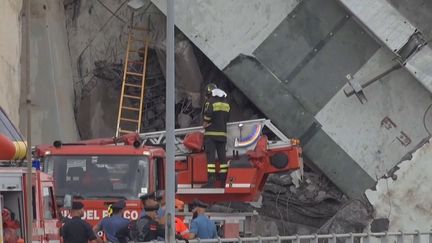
[287,19,380,114]
[405,47,432,94]
[316,47,432,179]
[0,174,23,191]
[388,0,432,41]
[338,0,416,53]
[223,55,315,138]
[254,0,347,83]
[339,0,432,97]
[223,55,375,198]
[303,129,375,199]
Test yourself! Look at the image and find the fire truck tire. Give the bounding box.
[270,153,288,169]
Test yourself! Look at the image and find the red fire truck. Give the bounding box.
[0,138,61,242]
[34,119,303,235]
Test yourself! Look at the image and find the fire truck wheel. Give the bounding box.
[270,153,288,169]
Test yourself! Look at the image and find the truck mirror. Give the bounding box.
[175,173,178,193]
[63,194,72,209]
[56,198,64,208]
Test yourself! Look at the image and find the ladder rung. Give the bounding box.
[120,117,140,123]
[130,38,146,42]
[122,106,140,111]
[124,94,141,99]
[126,71,143,77]
[128,61,144,64]
[129,49,146,54]
[131,27,148,31]
[124,83,142,88]
[119,129,136,133]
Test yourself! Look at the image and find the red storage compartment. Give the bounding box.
[189,153,208,183]
[225,168,257,194]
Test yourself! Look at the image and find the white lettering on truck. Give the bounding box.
[61,209,139,220]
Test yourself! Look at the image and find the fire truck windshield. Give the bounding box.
[44,155,149,200]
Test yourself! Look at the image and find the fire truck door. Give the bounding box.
[41,183,60,242]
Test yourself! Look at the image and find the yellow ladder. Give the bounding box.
[116,27,149,136]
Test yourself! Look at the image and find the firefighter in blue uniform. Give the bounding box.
[188,199,217,239]
[202,83,230,188]
[94,200,130,243]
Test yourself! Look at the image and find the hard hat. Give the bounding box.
[175,199,185,210]
[205,83,217,95]
[191,199,208,209]
[72,201,84,210]
[111,199,126,209]
[139,191,156,201]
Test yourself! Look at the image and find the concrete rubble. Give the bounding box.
[209,168,373,236]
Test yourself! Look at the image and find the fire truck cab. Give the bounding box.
[35,137,163,225]
[0,108,61,242]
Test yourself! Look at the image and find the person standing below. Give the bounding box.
[138,191,159,218]
[93,200,130,243]
[60,202,98,243]
[153,190,190,239]
[129,203,164,242]
[202,83,230,187]
[188,199,217,239]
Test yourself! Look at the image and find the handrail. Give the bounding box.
[134,230,432,243]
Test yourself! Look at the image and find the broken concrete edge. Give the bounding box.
[338,0,432,96]
[365,138,432,231]
[223,53,375,200]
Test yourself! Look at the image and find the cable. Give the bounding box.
[76,0,129,70]
[422,103,432,136]
[386,178,392,219]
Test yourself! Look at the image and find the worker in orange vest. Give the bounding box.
[175,217,190,239]
[154,190,190,239]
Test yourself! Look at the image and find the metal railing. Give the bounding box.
[137,231,432,243]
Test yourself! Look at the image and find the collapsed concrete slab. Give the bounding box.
[151,0,432,200]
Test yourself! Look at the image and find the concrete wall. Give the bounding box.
[19,0,79,144]
[0,0,23,126]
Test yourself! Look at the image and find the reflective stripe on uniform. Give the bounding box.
[220,164,228,173]
[204,131,227,136]
[212,102,230,112]
[208,163,216,172]
[204,116,212,121]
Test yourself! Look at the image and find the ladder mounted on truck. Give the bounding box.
[116,26,150,137]
[139,119,296,159]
